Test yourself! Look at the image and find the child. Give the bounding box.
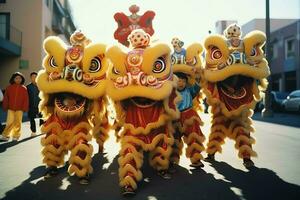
[170,72,205,172]
[0,72,29,141]
[27,72,43,136]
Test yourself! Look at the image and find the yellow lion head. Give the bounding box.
[37,31,109,118]
[106,29,176,102]
[171,38,203,83]
[202,25,270,116]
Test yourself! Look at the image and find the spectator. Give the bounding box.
[0,72,29,141]
[27,72,43,136]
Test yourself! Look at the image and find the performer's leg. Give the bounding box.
[205,109,227,161]
[168,130,183,173]
[68,124,93,184]
[169,126,183,166]
[149,130,173,179]
[93,119,109,153]
[182,113,205,168]
[41,121,66,178]
[231,111,256,168]
[118,137,143,195]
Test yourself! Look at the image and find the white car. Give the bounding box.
[282,90,300,112]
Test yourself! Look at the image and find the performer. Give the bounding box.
[37,31,109,184]
[201,24,270,167]
[106,29,180,195]
[170,38,206,172]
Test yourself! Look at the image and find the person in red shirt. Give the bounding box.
[0,72,29,141]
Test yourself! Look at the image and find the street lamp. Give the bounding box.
[262,0,274,117]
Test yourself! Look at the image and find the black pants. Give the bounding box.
[28,110,44,133]
[29,116,37,133]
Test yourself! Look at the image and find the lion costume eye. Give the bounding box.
[49,56,58,68]
[211,47,222,60]
[250,47,257,57]
[89,57,101,73]
[152,57,166,73]
[187,57,197,66]
[171,55,177,65]
[112,66,120,75]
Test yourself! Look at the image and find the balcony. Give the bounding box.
[52,15,64,34]
[0,23,22,56]
[51,0,65,34]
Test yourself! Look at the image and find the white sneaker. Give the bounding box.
[0,135,9,141]
[31,132,36,137]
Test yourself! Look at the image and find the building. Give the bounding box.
[241,18,298,35]
[241,19,299,92]
[270,20,300,92]
[215,20,237,34]
[0,0,76,89]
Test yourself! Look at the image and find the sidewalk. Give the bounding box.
[252,111,300,128]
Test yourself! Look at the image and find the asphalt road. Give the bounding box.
[0,113,300,200]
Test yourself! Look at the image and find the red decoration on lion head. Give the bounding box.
[113,5,155,46]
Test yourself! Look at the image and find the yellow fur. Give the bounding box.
[38,32,109,178]
[184,132,205,144]
[107,33,179,190]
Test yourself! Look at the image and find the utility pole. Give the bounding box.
[262,0,274,117]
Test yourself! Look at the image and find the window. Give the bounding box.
[0,0,6,3]
[0,13,10,40]
[285,37,295,59]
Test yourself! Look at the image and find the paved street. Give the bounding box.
[0,113,300,200]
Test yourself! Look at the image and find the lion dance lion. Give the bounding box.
[201,24,270,167]
[37,31,109,184]
[106,29,180,195]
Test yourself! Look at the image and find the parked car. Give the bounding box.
[270,91,289,111]
[255,91,288,112]
[282,90,300,113]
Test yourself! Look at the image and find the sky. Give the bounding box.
[69,0,300,46]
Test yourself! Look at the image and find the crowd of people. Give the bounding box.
[0,71,43,142]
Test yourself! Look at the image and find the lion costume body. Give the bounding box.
[106,29,180,193]
[202,24,270,167]
[37,31,109,181]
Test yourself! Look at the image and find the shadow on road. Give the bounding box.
[252,112,300,128]
[208,160,300,200]
[2,155,300,200]
[0,134,42,153]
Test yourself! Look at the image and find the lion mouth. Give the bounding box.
[218,75,250,99]
[212,75,254,111]
[54,93,87,119]
[130,97,157,108]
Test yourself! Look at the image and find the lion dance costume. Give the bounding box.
[106,29,180,194]
[201,24,270,167]
[37,31,109,183]
[170,37,206,169]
